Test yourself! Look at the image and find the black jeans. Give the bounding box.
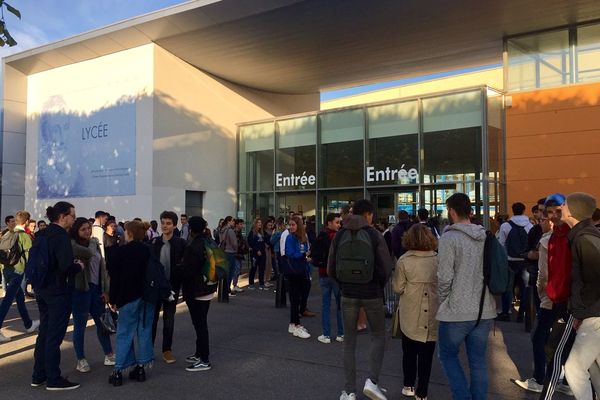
[152,287,180,352]
[287,274,306,325]
[531,307,557,383]
[186,299,211,363]
[402,334,436,398]
[249,254,266,286]
[32,289,72,386]
[300,276,311,314]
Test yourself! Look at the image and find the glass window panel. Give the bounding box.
[276,146,316,190]
[487,91,504,179]
[422,91,482,132]
[367,135,418,185]
[241,122,274,152]
[507,29,570,91]
[321,109,364,144]
[577,24,600,83]
[239,123,274,192]
[321,140,364,188]
[368,101,418,138]
[277,192,316,218]
[278,116,316,148]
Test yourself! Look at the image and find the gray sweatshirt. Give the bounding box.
[436,223,496,322]
[219,226,238,254]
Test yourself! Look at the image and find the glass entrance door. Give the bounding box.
[369,189,419,224]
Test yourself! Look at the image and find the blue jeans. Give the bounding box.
[232,258,241,287]
[0,270,32,329]
[225,252,238,291]
[114,298,154,371]
[319,277,343,337]
[438,319,492,400]
[72,283,112,360]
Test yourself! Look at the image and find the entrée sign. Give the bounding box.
[275,165,418,188]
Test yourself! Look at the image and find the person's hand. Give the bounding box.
[75,259,85,270]
[100,293,109,304]
[527,250,539,260]
[109,303,118,312]
[573,318,582,331]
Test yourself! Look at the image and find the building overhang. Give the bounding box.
[5,0,600,94]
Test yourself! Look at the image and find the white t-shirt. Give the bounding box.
[279,229,290,256]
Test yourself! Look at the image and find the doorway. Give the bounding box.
[368,189,419,224]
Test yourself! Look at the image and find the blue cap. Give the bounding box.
[545,193,566,206]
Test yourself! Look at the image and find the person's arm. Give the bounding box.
[436,235,455,303]
[570,238,589,321]
[498,222,508,247]
[19,232,33,262]
[227,229,238,253]
[327,231,340,280]
[55,235,82,275]
[537,243,549,299]
[280,230,289,256]
[392,258,407,295]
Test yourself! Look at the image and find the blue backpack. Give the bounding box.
[505,221,528,258]
[25,233,51,290]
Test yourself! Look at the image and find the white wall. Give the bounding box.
[25,44,155,221]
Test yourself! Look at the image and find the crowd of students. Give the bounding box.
[0,192,599,399]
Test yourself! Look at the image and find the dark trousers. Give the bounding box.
[287,275,306,325]
[531,307,557,383]
[152,288,180,352]
[402,334,436,398]
[502,260,528,316]
[32,290,72,385]
[539,303,576,400]
[186,299,211,363]
[249,255,266,286]
[300,276,311,314]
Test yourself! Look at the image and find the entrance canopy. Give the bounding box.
[5,0,600,93]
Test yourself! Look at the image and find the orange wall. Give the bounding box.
[506,83,600,209]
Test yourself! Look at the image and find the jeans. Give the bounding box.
[225,252,237,291]
[438,319,492,400]
[301,268,312,313]
[342,296,386,394]
[287,274,306,325]
[186,299,211,363]
[0,270,32,329]
[152,289,180,353]
[249,254,266,286]
[531,307,556,383]
[72,283,112,360]
[319,277,343,337]
[565,317,600,400]
[232,258,241,287]
[502,260,528,316]
[402,334,436,398]
[32,289,72,386]
[114,298,155,371]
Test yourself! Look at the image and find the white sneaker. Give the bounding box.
[317,335,331,344]
[0,331,11,343]
[402,386,415,396]
[340,391,356,400]
[556,383,574,396]
[288,324,296,334]
[233,286,244,293]
[363,378,387,400]
[513,378,543,393]
[415,397,427,400]
[26,320,40,334]
[104,354,116,366]
[293,326,311,339]
[336,335,344,342]
[76,359,91,373]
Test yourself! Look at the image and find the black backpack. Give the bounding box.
[143,253,172,304]
[505,221,528,258]
[0,231,24,266]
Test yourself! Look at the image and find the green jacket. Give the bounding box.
[72,237,110,294]
[5,228,32,274]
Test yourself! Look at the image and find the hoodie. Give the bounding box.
[568,219,600,320]
[391,220,413,258]
[547,223,572,303]
[219,225,238,254]
[436,223,496,322]
[327,215,393,299]
[498,215,533,261]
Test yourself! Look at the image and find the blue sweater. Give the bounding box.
[285,234,311,276]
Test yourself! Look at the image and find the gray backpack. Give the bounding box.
[335,228,375,284]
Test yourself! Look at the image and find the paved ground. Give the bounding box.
[0,273,573,400]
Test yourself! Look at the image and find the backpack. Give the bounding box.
[335,227,375,284]
[0,231,23,266]
[505,221,528,258]
[143,253,172,304]
[203,238,229,282]
[476,232,509,325]
[25,233,51,290]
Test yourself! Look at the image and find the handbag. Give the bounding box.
[390,305,402,339]
[281,256,308,276]
[100,306,117,335]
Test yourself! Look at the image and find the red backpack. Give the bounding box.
[547,224,572,303]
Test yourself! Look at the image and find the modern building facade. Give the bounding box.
[2,0,600,229]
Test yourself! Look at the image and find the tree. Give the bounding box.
[0,0,21,47]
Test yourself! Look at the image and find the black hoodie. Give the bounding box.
[568,219,600,320]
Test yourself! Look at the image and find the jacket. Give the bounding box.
[39,223,82,294]
[536,231,553,310]
[150,235,187,287]
[547,223,572,303]
[498,215,533,261]
[312,228,336,277]
[4,226,32,274]
[393,250,439,342]
[181,235,218,300]
[568,219,600,320]
[219,226,238,254]
[270,230,283,254]
[248,230,266,257]
[285,233,311,277]
[327,215,393,299]
[391,220,413,258]
[106,241,149,308]
[72,237,109,294]
[436,223,496,322]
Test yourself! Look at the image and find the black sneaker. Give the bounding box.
[186,361,211,372]
[185,355,201,363]
[46,377,80,391]
[30,379,46,387]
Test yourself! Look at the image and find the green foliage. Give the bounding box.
[0,0,21,47]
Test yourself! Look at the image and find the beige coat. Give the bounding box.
[392,250,439,342]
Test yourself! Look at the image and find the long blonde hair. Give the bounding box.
[290,216,307,243]
[251,218,263,235]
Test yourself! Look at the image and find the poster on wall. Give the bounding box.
[37,94,136,199]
